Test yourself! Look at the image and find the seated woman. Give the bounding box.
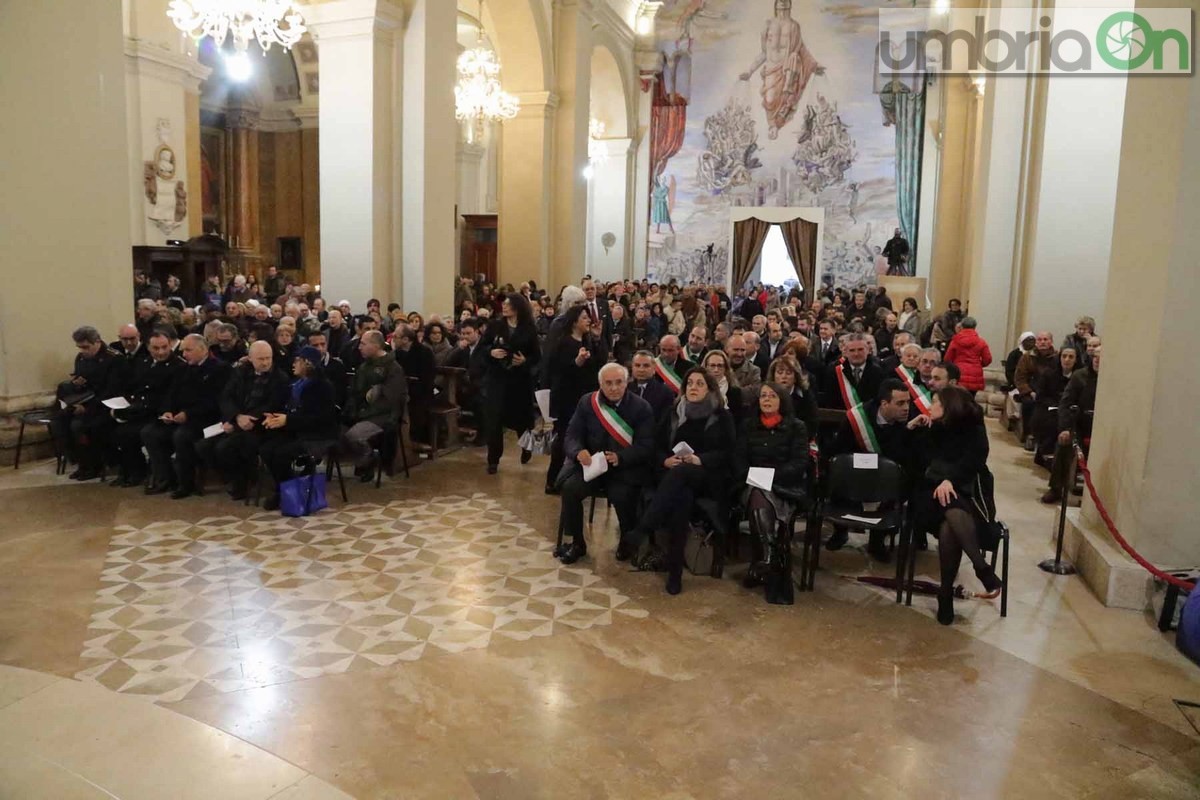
[629,369,735,595]
[273,325,298,370]
[1030,347,1077,466]
[734,382,809,605]
[425,321,454,367]
[763,355,817,436]
[259,346,339,511]
[911,385,1003,625]
[701,349,744,418]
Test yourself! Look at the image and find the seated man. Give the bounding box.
[828,378,918,561]
[141,334,230,498]
[109,324,149,368]
[211,322,248,365]
[305,330,348,411]
[108,330,182,488]
[725,335,761,399]
[927,362,960,392]
[52,326,120,481]
[1043,346,1101,504]
[629,350,674,426]
[213,341,289,500]
[342,330,407,482]
[652,335,694,397]
[820,332,883,411]
[444,319,485,425]
[556,363,656,565]
[1014,331,1058,447]
[392,324,435,446]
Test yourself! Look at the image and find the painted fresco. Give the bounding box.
[648,0,922,288]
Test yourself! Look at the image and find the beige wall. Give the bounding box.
[0,0,133,409]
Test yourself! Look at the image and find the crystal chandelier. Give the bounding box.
[167,0,306,53]
[455,1,519,139]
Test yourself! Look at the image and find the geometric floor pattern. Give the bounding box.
[76,493,646,703]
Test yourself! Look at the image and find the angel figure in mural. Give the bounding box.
[847,181,860,223]
[739,0,824,141]
[652,174,676,235]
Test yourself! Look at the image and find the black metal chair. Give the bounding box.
[897,519,1010,617]
[14,408,65,473]
[248,442,348,508]
[801,454,907,591]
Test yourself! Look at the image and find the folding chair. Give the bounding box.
[898,519,1010,617]
[802,454,907,591]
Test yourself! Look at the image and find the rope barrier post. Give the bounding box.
[1039,438,1077,576]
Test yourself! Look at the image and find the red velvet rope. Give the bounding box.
[1074,446,1196,592]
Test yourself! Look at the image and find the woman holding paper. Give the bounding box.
[911,385,1002,625]
[545,305,602,491]
[628,369,735,595]
[480,293,542,474]
[734,383,809,605]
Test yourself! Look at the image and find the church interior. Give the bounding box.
[1,0,1199,797]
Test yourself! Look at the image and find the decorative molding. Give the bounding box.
[124,38,212,94]
[513,91,560,119]
[305,0,405,42]
[226,108,261,130]
[291,105,320,130]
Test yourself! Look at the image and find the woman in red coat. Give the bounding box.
[944,316,993,392]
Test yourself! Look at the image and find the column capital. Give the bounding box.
[306,0,405,41]
[226,108,261,131]
[514,91,560,119]
[124,38,211,94]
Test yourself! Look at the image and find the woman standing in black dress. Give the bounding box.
[480,293,541,474]
[912,385,1003,624]
[544,304,601,491]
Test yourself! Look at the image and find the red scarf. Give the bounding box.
[760,412,783,429]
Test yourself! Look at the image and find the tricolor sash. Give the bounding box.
[835,363,881,454]
[895,366,933,416]
[591,392,634,449]
[654,357,683,394]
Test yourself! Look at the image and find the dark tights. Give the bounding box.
[937,508,992,592]
[746,487,775,521]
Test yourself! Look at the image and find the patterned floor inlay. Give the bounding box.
[76,493,646,703]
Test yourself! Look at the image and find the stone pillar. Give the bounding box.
[307,0,404,309]
[1064,7,1200,605]
[550,0,594,291]
[400,0,457,317]
[226,109,261,255]
[630,75,654,279]
[497,92,556,289]
[0,0,133,410]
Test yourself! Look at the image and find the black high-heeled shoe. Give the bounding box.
[937,591,954,625]
[974,564,1003,599]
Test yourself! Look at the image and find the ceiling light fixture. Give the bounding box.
[455,0,520,141]
[167,0,306,54]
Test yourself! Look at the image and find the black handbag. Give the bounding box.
[683,525,716,577]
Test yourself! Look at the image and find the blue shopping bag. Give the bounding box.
[1177,586,1200,667]
[279,472,327,517]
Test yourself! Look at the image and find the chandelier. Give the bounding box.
[455,1,519,138]
[167,0,306,53]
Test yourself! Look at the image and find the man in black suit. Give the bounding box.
[141,334,231,497]
[754,320,787,375]
[683,325,710,364]
[214,341,290,500]
[393,324,435,445]
[581,279,612,361]
[810,319,841,368]
[557,363,656,565]
[653,336,694,396]
[306,330,349,411]
[828,379,917,561]
[629,351,674,425]
[821,333,883,410]
[879,332,915,374]
[108,330,183,488]
[445,318,486,431]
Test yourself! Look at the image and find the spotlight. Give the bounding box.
[225,50,253,82]
[582,164,595,180]
[933,0,951,15]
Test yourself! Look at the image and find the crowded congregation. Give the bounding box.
[4,0,1198,797]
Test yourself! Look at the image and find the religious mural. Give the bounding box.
[647,0,924,288]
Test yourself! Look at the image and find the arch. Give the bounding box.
[589,30,636,139]
[589,42,629,138]
[483,0,552,92]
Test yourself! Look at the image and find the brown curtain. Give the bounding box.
[780,217,819,303]
[732,217,771,289]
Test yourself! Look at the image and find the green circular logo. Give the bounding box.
[1097,12,1155,70]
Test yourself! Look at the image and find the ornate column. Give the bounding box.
[549,0,594,291]
[306,0,404,309]
[226,108,261,263]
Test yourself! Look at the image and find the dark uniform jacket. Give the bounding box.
[114,355,183,424]
[60,348,120,416]
[162,357,231,428]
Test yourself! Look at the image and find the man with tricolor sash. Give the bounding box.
[828,379,921,562]
[651,335,694,397]
[894,343,933,418]
[556,363,656,565]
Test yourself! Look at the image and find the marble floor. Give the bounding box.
[0,421,1197,799]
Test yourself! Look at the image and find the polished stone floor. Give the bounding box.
[1,421,1198,799]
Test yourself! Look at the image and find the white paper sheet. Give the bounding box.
[852,453,879,470]
[202,422,226,439]
[842,514,883,525]
[747,467,775,492]
[535,389,554,422]
[582,453,608,482]
[101,396,131,410]
[58,400,67,409]
[672,441,695,458]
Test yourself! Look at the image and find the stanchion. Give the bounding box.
[1039,439,1077,575]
